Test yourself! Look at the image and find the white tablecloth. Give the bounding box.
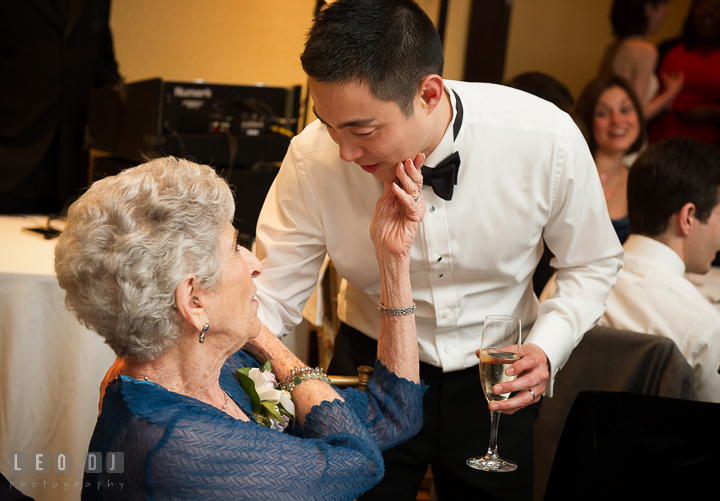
[0,216,117,501]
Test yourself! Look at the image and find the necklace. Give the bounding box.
[139,375,230,413]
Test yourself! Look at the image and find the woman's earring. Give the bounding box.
[199,323,210,344]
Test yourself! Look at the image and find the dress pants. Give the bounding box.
[328,322,539,501]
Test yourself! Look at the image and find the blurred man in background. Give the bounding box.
[0,0,121,214]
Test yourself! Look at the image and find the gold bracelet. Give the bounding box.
[378,302,416,316]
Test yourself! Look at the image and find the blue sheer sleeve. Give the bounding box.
[81,351,425,501]
[296,360,427,452]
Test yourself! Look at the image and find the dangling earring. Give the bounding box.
[199,323,210,343]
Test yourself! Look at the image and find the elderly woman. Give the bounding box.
[54,156,426,501]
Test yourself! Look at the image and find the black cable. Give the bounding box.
[224,126,238,181]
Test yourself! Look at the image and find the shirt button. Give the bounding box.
[441,310,449,318]
[429,205,436,213]
[436,256,442,262]
[444,346,451,353]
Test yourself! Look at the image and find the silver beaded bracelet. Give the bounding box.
[378,302,416,316]
[282,366,331,393]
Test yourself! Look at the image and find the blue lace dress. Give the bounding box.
[81,350,426,501]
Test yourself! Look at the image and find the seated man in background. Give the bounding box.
[601,137,720,402]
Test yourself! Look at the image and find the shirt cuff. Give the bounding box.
[524,312,578,398]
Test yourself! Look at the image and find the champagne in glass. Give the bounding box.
[480,349,520,402]
[467,315,522,472]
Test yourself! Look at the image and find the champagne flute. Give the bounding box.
[467,315,521,472]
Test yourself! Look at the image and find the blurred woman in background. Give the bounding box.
[599,0,684,121]
[651,0,720,145]
[577,76,646,245]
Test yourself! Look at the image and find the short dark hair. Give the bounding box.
[627,137,720,236]
[505,72,575,113]
[611,0,667,38]
[682,0,720,49]
[682,0,698,47]
[301,0,444,117]
[575,75,646,156]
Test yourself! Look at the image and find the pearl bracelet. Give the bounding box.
[282,366,331,393]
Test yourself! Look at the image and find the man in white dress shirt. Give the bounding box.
[253,1,623,499]
[602,137,720,403]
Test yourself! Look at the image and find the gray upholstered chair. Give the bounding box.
[533,325,694,500]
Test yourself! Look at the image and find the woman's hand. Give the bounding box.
[370,153,426,258]
[372,153,424,385]
[659,71,684,109]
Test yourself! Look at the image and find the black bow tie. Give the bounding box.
[421,151,461,201]
[419,89,463,201]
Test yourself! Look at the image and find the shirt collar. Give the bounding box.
[424,86,458,168]
[623,234,686,277]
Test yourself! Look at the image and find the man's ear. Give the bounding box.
[417,74,444,112]
[175,275,206,331]
[677,202,697,236]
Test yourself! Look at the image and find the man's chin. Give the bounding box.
[688,262,713,275]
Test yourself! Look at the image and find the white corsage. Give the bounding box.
[237,361,295,431]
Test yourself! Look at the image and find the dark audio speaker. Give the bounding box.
[87,78,301,166]
[225,164,279,246]
[86,78,299,240]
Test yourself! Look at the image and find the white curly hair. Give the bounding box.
[54,157,235,362]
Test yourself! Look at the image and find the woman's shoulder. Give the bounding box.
[616,39,658,64]
[621,38,657,52]
[113,376,201,420]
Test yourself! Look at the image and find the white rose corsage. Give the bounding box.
[237,361,295,431]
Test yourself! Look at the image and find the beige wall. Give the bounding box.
[110,0,691,111]
[110,0,315,87]
[504,0,693,100]
[109,0,470,94]
[440,0,473,80]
